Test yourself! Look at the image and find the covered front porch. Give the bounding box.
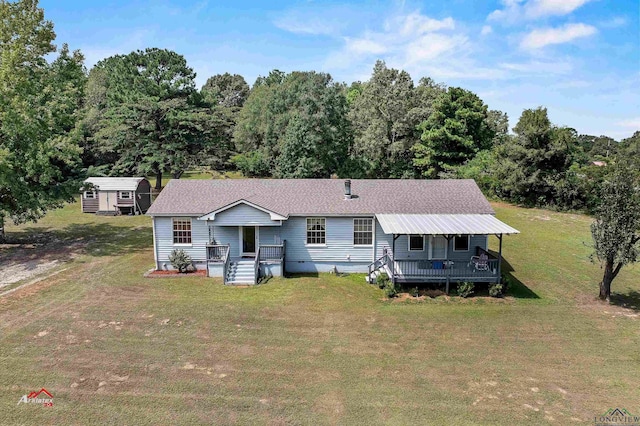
[370,213,519,291]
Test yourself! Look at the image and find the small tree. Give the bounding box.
[591,165,640,301]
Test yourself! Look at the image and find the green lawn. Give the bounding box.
[1,201,639,425]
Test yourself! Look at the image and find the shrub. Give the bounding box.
[457,282,475,298]
[489,283,504,298]
[169,249,192,273]
[384,280,400,298]
[411,287,420,297]
[376,272,389,289]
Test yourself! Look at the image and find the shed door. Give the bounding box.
[98,192,111,211]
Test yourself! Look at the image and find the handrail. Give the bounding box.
[222,244,231,284]
[367,253,389,282]
[254,247,260,285]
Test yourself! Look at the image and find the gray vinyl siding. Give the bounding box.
[212,204,281,226]
[375,220,488,261]
[210,226,240,258]
[280,216,374,263]
[154,216,210,269]
[259,226,282,245]
[206,225,282,259]
[153,214,490,271]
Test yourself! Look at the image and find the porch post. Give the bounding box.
[391,234,396,284]
[445,235,452,294]
[497,234,503,283]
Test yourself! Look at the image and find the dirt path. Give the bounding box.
[0,241,84,289]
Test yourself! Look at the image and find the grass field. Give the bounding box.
[1,200,639,425]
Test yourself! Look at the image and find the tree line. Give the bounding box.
[1,0,639,230]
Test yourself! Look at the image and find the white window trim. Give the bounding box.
[408,234,425,252]
[453,235,470,252]
[84,191,96,199]
[353,218,374,247]
[428,235,448,260]
[119,191,132,199]
[305,217,327,246]
[172,217,193,246]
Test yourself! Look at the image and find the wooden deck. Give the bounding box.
[369,248,501,285]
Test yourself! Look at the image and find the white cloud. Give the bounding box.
[520,23,597,49]
[599,16,628,29]
[325,11,465,75]
[481,25,493,35]
[273,15,338,36]
[617,118,640,129]
[387,12,455,35]
[489,0,594,23]
[499,59,573,74]
[344,37,388,55]
[525,0,594,19]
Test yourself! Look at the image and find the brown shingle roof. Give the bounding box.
[146,179,495,216]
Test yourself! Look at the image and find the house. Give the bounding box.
[82,177,152,216]
[147,179,519,286]
[147,179,518,284]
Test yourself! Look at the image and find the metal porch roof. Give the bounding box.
[375,214,520,236]
[84,177,146,191]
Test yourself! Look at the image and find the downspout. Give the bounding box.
[152,217,159,270]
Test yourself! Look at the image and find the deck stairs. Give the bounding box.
[225,260,256,285]
[365,264,391,284]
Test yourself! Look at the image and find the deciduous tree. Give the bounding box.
[0,0,85,240]
[591,164,640,301]
[234,70,351,178]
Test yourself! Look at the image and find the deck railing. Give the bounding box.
[391,258,499,280]
[207,244,229,262]
[207,244,231,283]
[259,243,285,261]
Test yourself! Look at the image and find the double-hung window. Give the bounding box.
[409,235,424,251]
[119,191,132,199]
[306,218,326,245]
[84,191,95,199]
[173,218,192,245]
[454,235,470,251]
[353,218,373,246]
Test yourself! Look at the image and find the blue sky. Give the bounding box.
[42,0,639,139]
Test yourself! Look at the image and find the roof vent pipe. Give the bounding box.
[344,179,352,200]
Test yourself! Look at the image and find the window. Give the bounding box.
[353,218,373,246]
[119,191,132,199]
[409,235,424,251]
[454,235,470,251]
[306,218,326,245]
[172,218,192,244]
[84,191,95,199]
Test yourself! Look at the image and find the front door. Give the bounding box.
[240,226,258,257]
